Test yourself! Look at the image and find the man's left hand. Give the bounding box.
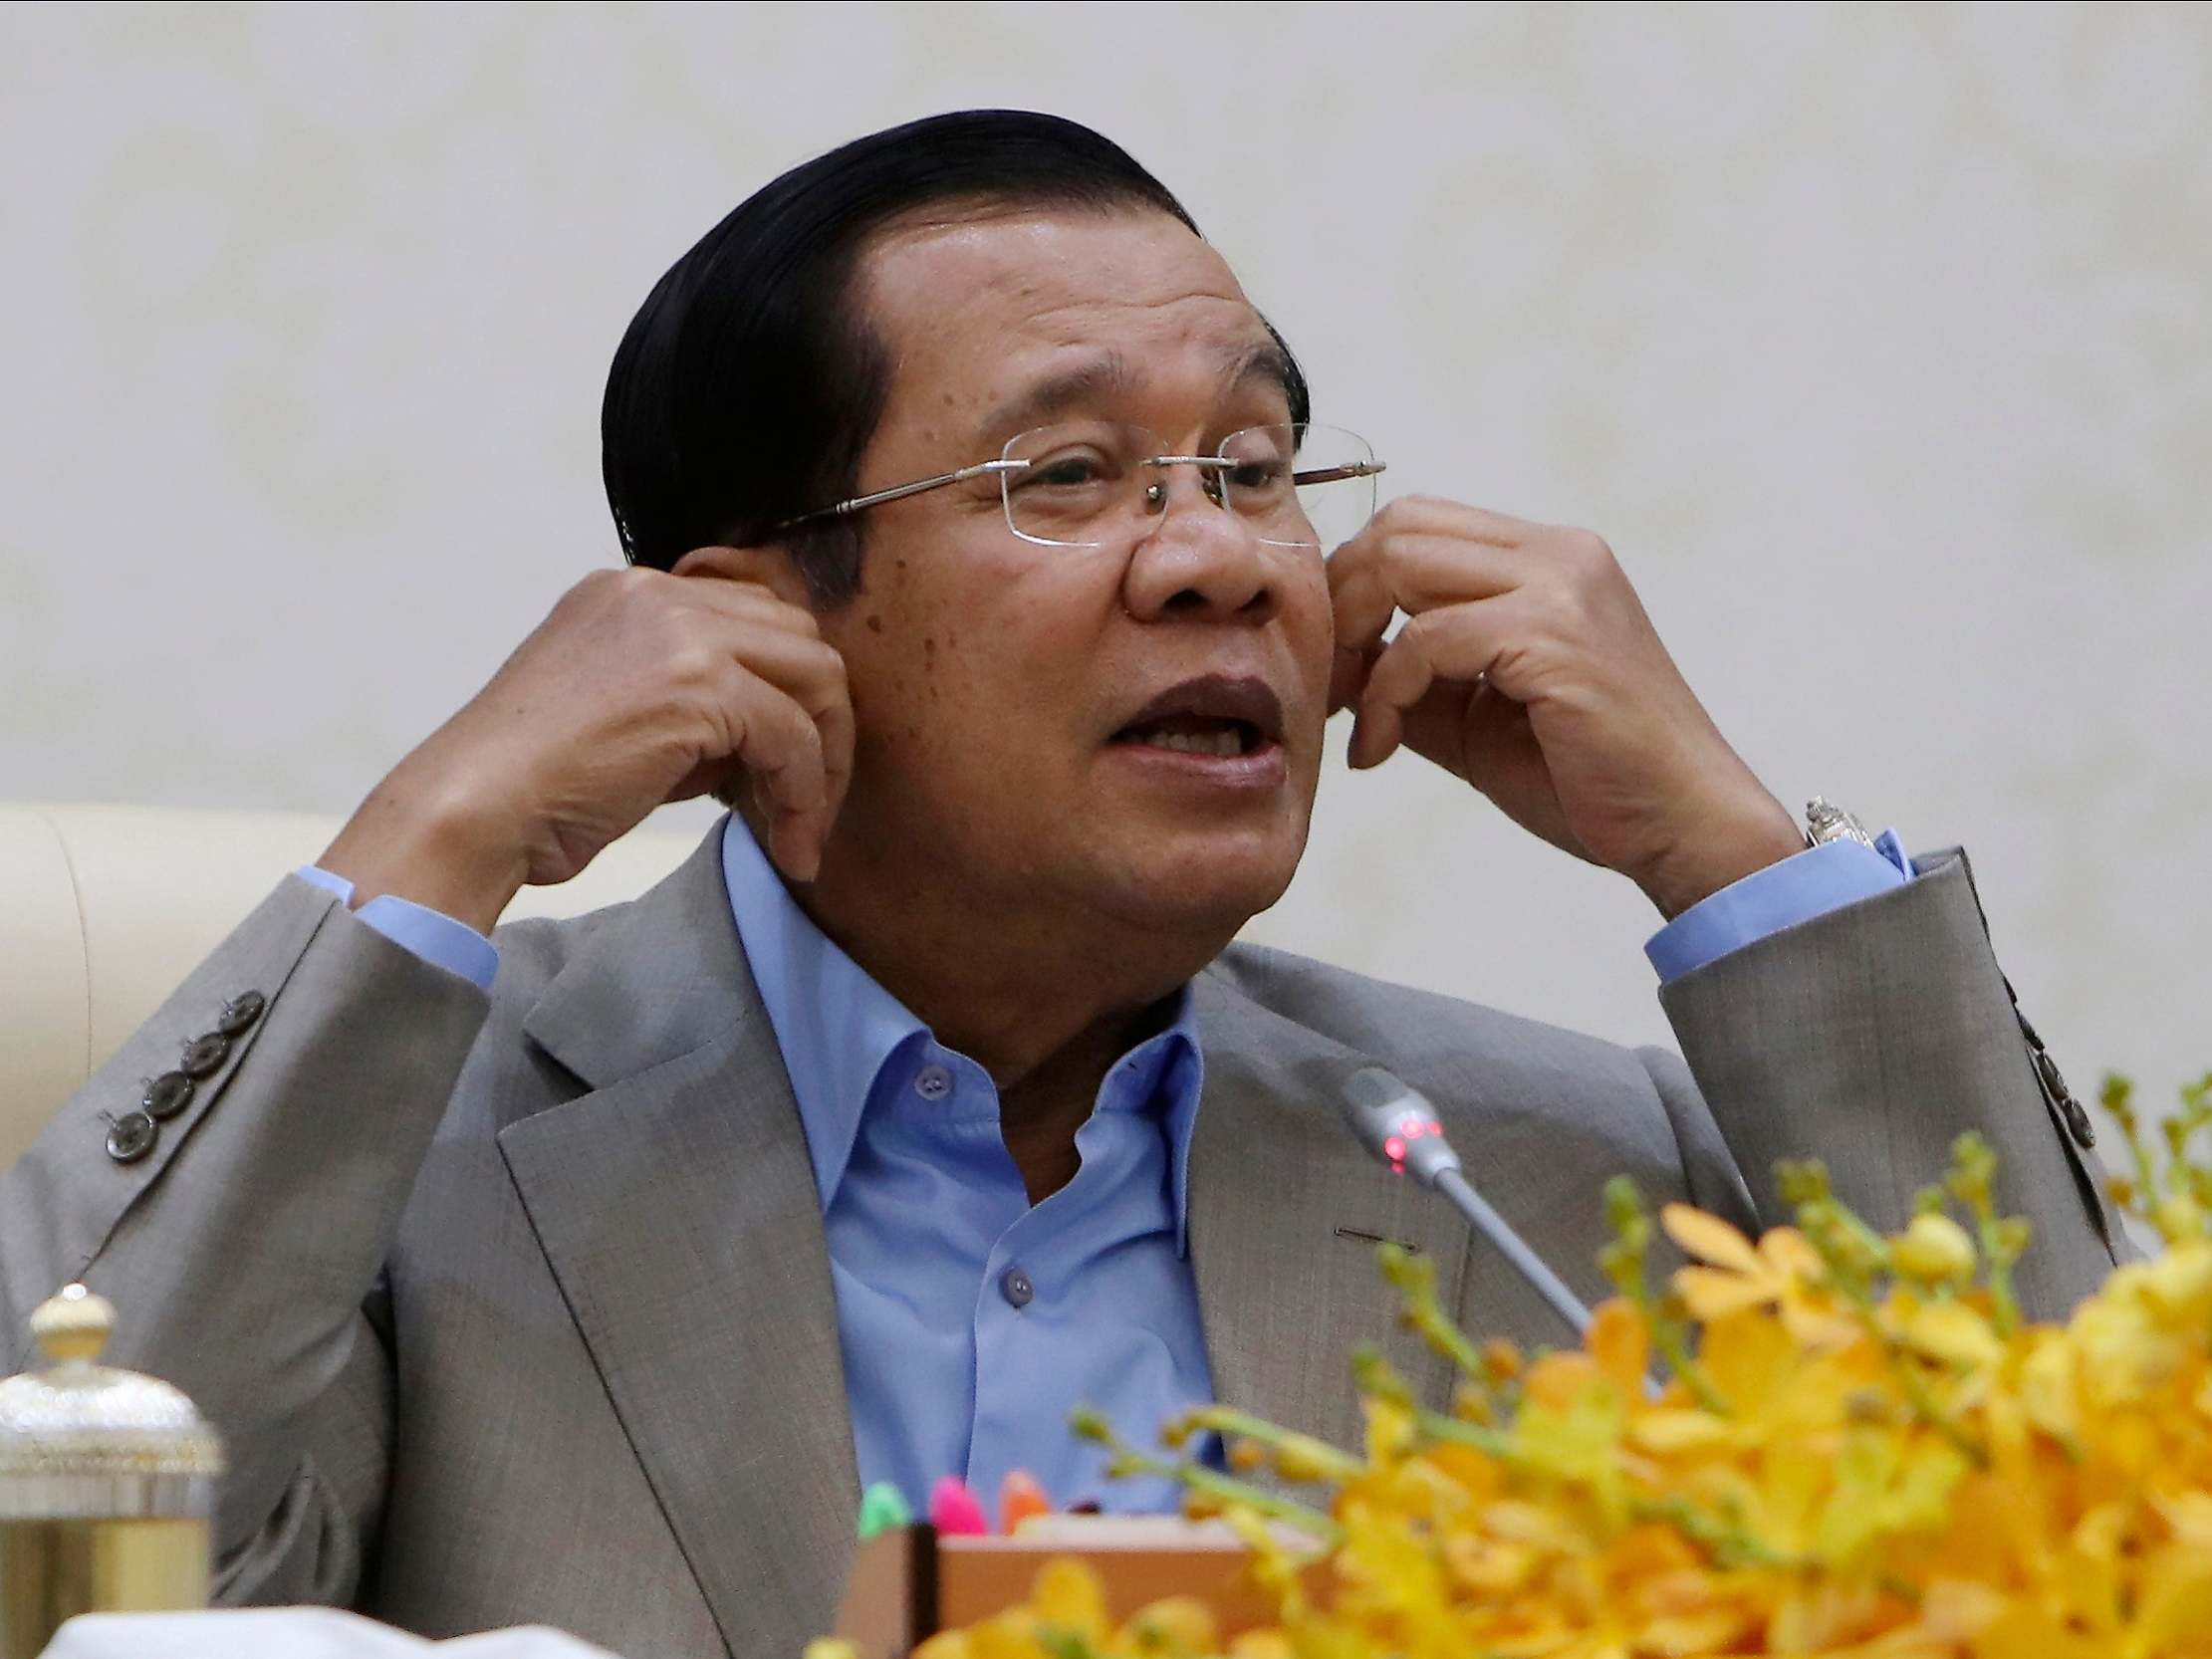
[1327,496,1804,919]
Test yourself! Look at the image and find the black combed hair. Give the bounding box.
[600,109,1310,605]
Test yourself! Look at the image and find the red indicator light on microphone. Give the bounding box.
[1384,1134,1407,1164]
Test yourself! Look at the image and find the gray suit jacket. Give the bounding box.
[0,830,2117,1658]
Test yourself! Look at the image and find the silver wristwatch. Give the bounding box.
[1804,796,1875,851]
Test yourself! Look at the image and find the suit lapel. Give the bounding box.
[1185,970,1474,1458]
[501,831,858,1659]
[488,830,1554,1645]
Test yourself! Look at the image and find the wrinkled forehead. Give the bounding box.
[857,207,1292,452]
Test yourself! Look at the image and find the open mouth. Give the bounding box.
[1111,716,1265,758]
[1107,674,1285,765]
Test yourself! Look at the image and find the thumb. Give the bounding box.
[1329,644,1377,716]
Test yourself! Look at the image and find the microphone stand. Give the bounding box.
[1430,1165,1595,1341]
[1338,1067,1660,1393]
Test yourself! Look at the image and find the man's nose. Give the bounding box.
[1120,466,1279,623]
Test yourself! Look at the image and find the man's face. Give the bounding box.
[813,207,1333,944]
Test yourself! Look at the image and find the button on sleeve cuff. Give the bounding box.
[297,866,501,991]
[1645,833,1912,983]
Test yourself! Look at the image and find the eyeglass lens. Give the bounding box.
[997,421,1378,551]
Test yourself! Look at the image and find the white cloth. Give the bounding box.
[42,1607,622,1659]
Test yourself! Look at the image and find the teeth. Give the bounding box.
[1140,728,1243,757]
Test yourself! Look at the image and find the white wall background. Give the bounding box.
[4,3,2209,1133]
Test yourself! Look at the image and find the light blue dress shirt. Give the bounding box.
[1642,829,1912,980]
[293,866,501,990]
[715,817,1211,1513]
[302,810,1910,1513]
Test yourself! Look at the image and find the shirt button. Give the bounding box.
[999,1267,1034,1308]
[914,1064,953,1101]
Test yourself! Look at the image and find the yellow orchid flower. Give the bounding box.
[1029,1556,1107,1645]
[1663,1206,1862,1349]
[883,1075,2212,1659]
[1894,1300,2005,1370]
[1890,1212,1978,1285]
[1111,1594,1217,1656]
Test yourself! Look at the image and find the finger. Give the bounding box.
[660,597,851,874]
[717,670,834,880]
[763,789,832,884]
[1327,496,1538,617]
[674,572,827,647]
[681,617,842,705]
[1328,531,1532,655]
[1364,495,1545,546]
[1328,643,1376,716]
[1349,602,1518,769]
[682,571,813,618]
[730,631,852,824]
[797,660,856,838]
[670,543,811,606]
[713,638,853,875]
[1398,676,1515,787]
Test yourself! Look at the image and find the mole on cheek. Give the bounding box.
[866,614,884,634]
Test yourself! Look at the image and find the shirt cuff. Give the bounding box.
[1644,830,1913,983]
[296,866,501,991]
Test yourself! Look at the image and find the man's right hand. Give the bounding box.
[319,546,853,934]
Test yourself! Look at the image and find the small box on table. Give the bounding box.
[832,1516,1300,1659]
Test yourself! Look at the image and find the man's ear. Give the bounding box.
[668,543,816,610]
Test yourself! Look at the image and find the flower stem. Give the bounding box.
[1186,1407,1363,1484]
[1075,1408,1342,1544]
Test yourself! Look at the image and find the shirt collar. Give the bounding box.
[718,815,1205,1249]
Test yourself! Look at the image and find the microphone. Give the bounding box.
[1338,1066,1596,1341]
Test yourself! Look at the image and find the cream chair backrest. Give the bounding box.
[0,803,702,1172]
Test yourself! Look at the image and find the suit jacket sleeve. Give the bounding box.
[1651,847,2121,1319]
[0,875,492,1604]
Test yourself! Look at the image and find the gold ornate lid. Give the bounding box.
[0,1285,223,1510]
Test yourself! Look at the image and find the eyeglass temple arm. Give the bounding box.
[1143,459,1387,485]
[775,459,1024,532]
[1291,460,1387,486]
[1139,460,1389,498]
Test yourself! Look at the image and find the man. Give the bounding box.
[0,111,2114,1657]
